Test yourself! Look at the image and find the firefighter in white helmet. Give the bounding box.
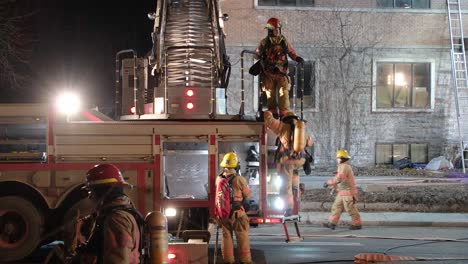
[323,150,362,230]
[215,152,252,264]
[264,111,313,217]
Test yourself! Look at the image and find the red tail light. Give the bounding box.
[186,89,194,97]
[186,102,194,110]
[130,106,136,114]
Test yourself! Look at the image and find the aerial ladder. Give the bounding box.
[115,0,306,243]
[447,0,468,173]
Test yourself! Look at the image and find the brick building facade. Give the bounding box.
[220,0,468,167]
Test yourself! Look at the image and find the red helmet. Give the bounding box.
[85,164,131,188]
[266,17,281,30]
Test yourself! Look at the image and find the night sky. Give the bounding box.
[1,0,156,109]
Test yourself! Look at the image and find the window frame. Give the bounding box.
[376,0,431,9]
[288,60,319,112]
[375,142,429,165]
[372,59,435,113]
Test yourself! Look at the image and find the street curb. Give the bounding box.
[298,212,468,227]
[302,220,468,228]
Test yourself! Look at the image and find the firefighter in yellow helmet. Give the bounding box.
[215,152,252,264]
[264,111,313,216]
[323,150,362,230]
[254,17,305,118]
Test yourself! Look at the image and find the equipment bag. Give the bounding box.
[215,175,250,219]
[249,60,263,76]
[303,149,313,175]
[215,175,234,219]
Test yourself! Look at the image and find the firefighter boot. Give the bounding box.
[322,222,336,230]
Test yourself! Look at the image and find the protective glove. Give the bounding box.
[323,182,328,188]
[295,56,305,64]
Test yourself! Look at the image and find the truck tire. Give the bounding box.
[0,196,44,262]
[61,198,95,250]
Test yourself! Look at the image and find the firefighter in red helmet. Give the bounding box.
[254,17,305,118]
[69,164,143,264]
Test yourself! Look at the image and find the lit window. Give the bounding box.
[375,143,428,164]
[258,0,314,7]
[376,62,431,109]
[376,0,430,9]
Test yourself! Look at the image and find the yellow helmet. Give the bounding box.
[336,149,350,159]
[220,152,239,168]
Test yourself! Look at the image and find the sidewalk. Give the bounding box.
[299,211,468,227]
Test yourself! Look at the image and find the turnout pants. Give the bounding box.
[328,195,362,226]
[219,210,252,264]
[261,74,290,116]
[279,158,305,212]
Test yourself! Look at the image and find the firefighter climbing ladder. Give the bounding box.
[447,0,468,173]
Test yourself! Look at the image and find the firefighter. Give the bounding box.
[264,111,313,217]
[216,152,252,264]
[255,17,305,118]
[323,150,362,230]
[69,164,141,263]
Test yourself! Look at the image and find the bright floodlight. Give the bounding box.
[274,176,282,189]
[165,207,177,217]
[56,92,81,115]
[274,197,285,210]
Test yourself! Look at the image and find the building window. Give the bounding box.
[376,62,430,109]
[288,61,316,109]
[376,143,428,164]
[258,0,314,7]
[376,0,430,8]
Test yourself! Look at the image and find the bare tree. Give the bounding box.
[311,7,381,164]
[0,0,34,89]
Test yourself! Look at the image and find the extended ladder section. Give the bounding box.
[144,0,230,119]
[447,0,468,173]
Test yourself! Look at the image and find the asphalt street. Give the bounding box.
[208,225,468,264]
[18,225,468,264]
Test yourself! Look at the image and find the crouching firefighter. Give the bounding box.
[68,164,145,264]
[264,111,313,217]
[215,152,252,264]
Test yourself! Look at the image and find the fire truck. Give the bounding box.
[0,0,305,262]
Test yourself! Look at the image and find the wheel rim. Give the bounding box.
[0,210,29,249]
